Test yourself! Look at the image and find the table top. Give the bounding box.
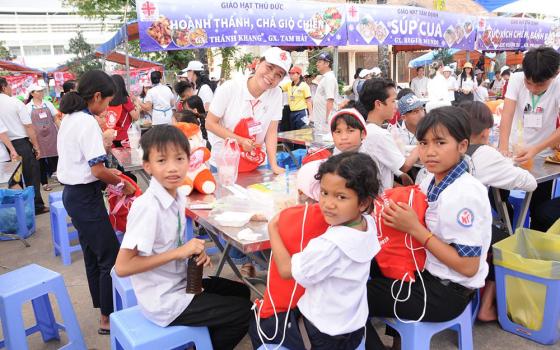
[277,128,334,148]
[185,169,284,254]
[111,147,143,172]
[531,156,560,184]
[0,161,20,187]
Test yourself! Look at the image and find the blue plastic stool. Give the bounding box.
[508,190,530,228]
[553,179,560,199]
[110,305,213,350]
[0,186,36,241]
[257,336,365,350]
[381,297,477,350]
[495,265,560,345]
[111,268,137,312]
[48,191,63,206]
[0,264,86,349]
[49,201,81,265]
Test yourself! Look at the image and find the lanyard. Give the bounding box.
[249,99,261,119]
[176,210,183,247]
[530,93,543,112]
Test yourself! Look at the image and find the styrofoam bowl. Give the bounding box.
[214,211,252,227]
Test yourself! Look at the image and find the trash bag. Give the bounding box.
[492,221,560,330]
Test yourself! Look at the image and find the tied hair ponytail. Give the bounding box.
[59,70,116,114]
[59,91,86,114]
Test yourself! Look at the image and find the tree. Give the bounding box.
[218,47,237,80]
[65,31,102,77]
[0,41,13,61]
[233,52,256,75]
[376,0,390,79]
[432,48,454,66]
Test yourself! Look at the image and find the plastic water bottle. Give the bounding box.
[127,122,141,150]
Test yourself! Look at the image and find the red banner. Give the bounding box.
[110,66,164,96]
[5,75,38,97]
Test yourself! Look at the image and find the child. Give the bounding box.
[459,101,537,321]
[331,107,368,153]
[359,78,419,190]
[115,125,251,350]
[56,70,137,334]
[393,92,426,146]
[366,106,492,349]
[252,152,381,349]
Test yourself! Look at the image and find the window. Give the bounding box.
[9,47,21,57]
[23,45,52,56]
[53,45,66,55]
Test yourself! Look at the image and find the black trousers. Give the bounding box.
[365,265,474,350]
[529,180,556,231]
[11,138,45,210]
[249,308,364,350]
[170,277,252,350]
[62,181,119,316]
[39,156,58,185]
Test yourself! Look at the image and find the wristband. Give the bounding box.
[423,233,434,248]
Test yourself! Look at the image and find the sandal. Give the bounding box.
[240,263,256,278]
[42,184,53,191]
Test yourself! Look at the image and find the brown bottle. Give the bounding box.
[186,255,203,294]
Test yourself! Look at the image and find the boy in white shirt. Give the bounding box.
[394,93,426,147]
[410,67,429,98]
[115,126,252,350]
[359,78,419,191]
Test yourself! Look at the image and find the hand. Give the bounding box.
[122,180,136,196]
[238,137,256,152]
[498,145,512,158]
[109,168,122,176]
[195,251,212,268]
[381,199,423,237]
[270,164,285,175]
[514,145,538,164]
[175,238,205,260]
[400,173,414,186]
[33,147,41,159]
[9,150,20,161]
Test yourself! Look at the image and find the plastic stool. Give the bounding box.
[553,179,560,199]
[110,305,213,350]
[0,264,86,349]
[495,265,560,345]
[50,201,81,265]
[381,298,477,350]
[111,268,137,312]
[508,190,530,228]
[257,336,365,350]
[48,191,63,206]
[0,186,36,242]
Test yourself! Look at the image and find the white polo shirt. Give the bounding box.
[292,215,380,336]
[56,110,107,185]
[419,172,492,289]
[362,123,405,192]
[121,178,191,327]
[145,84,174,125]
[208,75,282,161]
[0,93,32,140]
[0,119,10,162]
[312,71,338,124]
[410,76,429,97]
[505,72,560,154]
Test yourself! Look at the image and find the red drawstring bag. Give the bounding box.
[105,105,123,130]
[301,148,331,165]
[233,117,266,172]
[255,203,329,319]
[373,185,428,282]
[107,174,142,233]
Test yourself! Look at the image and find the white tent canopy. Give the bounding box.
[493,0,560,18]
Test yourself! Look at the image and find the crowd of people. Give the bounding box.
[1,44,559,350]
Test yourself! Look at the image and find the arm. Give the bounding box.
[139,100,153,113]
[91,163,135,195]
[400,146,419,172]
[475,146,537,191]
[115,238,207,277]
[268,214,293,279]
[325,99,334,122]
[265,120,283,174]
[498,98,516,155]
[23,124,40,159]
[306,97,313,118]
[0,132,18,159]
[205,112,254,152]
[516,128,560,163]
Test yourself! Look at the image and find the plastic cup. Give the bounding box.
[519,158,534,171]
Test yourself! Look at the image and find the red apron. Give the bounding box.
[30,103,58,158]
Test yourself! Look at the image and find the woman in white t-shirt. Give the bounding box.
[183,60,214,111]
[455,62,477,104]
[140,71,174,125]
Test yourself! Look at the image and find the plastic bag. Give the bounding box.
[214,138,240,186]
[493,223,560,330]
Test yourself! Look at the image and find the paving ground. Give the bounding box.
[0,182,556,350]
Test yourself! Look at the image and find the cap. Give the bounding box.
[182,60,204,72]
[371,67,382,76]
[463,62,473,69]
[443,66,453,73]
[263,47,292,75]
[358,69,372,78]
[329,108,367,135]
[289,66,302,75]
[179,71,189,78]
[27,83,45,94]
[297,159,323,202]
[398,93,426,115]
[316,51,333,63]
[500,65,510,74]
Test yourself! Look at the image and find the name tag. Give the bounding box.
[39,112,48,119]
[247,120,263,136]
[523,112,543,128]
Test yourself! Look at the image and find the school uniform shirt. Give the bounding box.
[145,84,174,125]
[120,178,191,327]
[419,162,492,289]
[362,123,406,192]
[505,72,560,155]
[208,75,282,163]
[469,145,537,192]
[0,94,32,140]
[0,119,10,162]
[410,76,429,98]
[312,71,337,124]
[56,110,107,185]
[291,214,380,336]
[282,81,312,112]
[196,84,214,107]
[392,121,417,146]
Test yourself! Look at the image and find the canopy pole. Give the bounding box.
[124,0,131,90]
[333,46,339,80]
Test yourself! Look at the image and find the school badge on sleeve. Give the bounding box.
[457,208,474,228]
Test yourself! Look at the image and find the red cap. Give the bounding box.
[289,66,302,75]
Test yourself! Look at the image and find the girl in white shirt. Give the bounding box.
[140,71,175,125]
[366,107,492,349]
[455,62,477,103]
[57,70,136,334]
[258,152,381,350]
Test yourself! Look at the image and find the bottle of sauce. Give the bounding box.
[186,255,203,294]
